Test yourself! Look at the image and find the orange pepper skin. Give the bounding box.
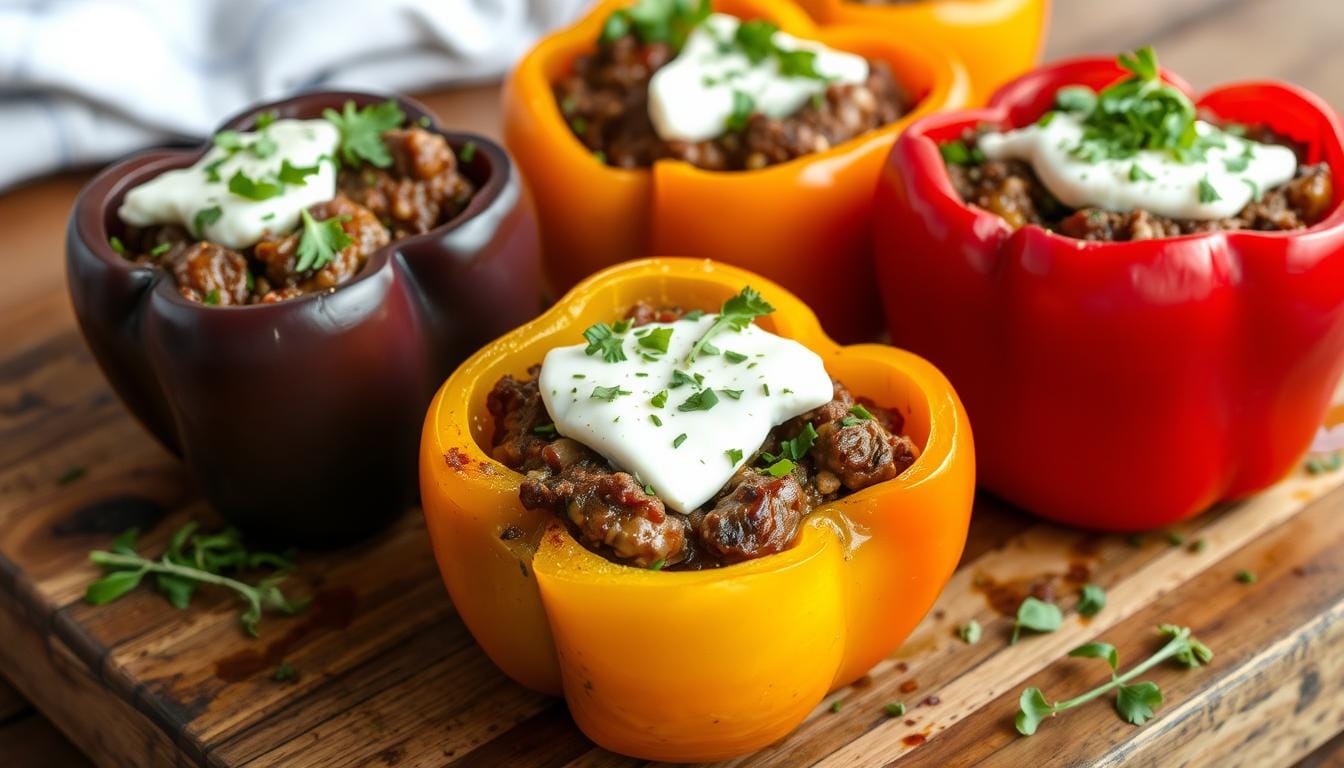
[502,0,969,342]
[791,0,1050,103]
[420,258,974,761]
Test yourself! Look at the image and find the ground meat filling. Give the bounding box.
[485,303,921,569]
[945,125,1334,241]
[121,127,475,304]
[554,31,909,171]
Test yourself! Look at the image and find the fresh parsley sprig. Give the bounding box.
[1016,625,1212,735]
[583,322,629,363]
[85,523,308,637]
[294,209,352,273]
[686,286,774,363]
[323,99,406,169]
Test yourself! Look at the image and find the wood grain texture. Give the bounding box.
[2,1,1344,767]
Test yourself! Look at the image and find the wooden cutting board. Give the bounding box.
[2,323,1344,767]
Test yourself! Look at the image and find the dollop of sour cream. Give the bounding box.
[978,112,1298,220]
[538,315,832,514]
[119,119,340,249]
[647,13,868,143]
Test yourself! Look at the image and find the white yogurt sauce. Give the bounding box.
[119,119,341,249]
[647,13,868,143]
[977,112,1298,220]
[538,315,832,513]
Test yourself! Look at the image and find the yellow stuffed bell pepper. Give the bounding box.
[791,0,1050,102]
[502,0,969,342]
[420,258,974,761]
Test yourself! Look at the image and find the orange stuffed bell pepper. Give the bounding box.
[503,0,969,342]
[791,0,1049,102]
[420,258,974,761]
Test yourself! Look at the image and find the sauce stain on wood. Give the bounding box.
[973,572,1058,616]
[50,496,166,537]
[212,587,357,682]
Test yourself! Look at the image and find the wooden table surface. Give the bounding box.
[3,1,1344,766]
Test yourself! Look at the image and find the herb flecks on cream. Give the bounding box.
[975,47,1297,221]
[646,13,867,143]
[537,291,832,514]
[118,120,340,250]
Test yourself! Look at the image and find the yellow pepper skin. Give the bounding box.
[792,0,1050,102]
[420,258,974,761]
[502,0,969,342]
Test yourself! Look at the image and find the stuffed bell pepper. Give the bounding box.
[420,258,973,761]
[874,49,1344,530]
[791,0,1050,102]
[503,0,969,342]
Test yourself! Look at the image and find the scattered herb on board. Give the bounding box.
[1076,584,1106,618]
[272,661,297,682]
[1011,596,1062,644]
[1306,452,1342,474]
[323,99,406,168]
[84,523,308,636]
[294,209,352,272]
[885,702,907,717]
[1016,625,1212,735]
[1236,569,1257,584]
[1166,531,1186,546]
[829,700,843,714]
[958,619,982,644]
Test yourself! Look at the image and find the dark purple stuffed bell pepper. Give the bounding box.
[67,91,542,546]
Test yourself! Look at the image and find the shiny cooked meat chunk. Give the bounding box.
[944,126,1335,240]
[483,309,921,569]
[554,31,909,171]
[119,126,475,304]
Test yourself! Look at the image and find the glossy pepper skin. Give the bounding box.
[791,0,1049,102]
[420,258,974,761]
[68,92,543,546]
[873,58,1344,531]
[502,0,969,342]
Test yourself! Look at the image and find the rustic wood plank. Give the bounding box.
[0,711,95,768]
[0,676,32,723]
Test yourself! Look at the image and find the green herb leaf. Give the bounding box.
[885,702,906,717]
[272,661,297,682]
[1055,85,1098,114]
[193,206,223,238]
[250,133,278,159]
[673,433,688,449]
[108,236,126,255]
[278,159,322,186]
[533,423,558,438]
[670,370,700,389]
[766,458,795,477]
[600,0,711,49]
[734,19,778,63]
[1235,569,1257,584]
[1011,596,1062,644]
[678,388,720,412]
[778,423,819,462]
[649,558,666,571]
[203,289,221,306]
[720,388,742,400]
[829,700,842,714]
[294,209,352,273]
[940,140,973,165]
[1129,163,1155,181]
[651,390,669,408]
[85,569,146,605]
[638,327,674,354]
[1015,688,1056,736]
[1223,154,1250,173]
[1115,681,1163,726]
[650,414,663,426]
[323,99,405,168]
[227,170,283,201]
[725,90,756,133]
[726,448,744,464]
[213,130,245,152]
[849,404,874,421]
[459,140,477,163]
[1069,641,1119,672]
[592,385,633,402]
[1077,584,1107,618]
[150,242,172,257]
[1198,174,1221,204]
[583,322,628,363]
[724,350,749,364]
[958,619,982,644]
[255,111,278,130]
[687,286,774,363]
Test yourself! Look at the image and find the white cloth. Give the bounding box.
[0,0,590,190]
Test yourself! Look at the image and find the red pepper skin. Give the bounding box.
[873,57,1344,530]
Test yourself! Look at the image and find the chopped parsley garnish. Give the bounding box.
[1037,111,1057,128]
[939,140,984,166]
[1223,154,1250,173]
[1077,584,1107,617]
[650,414,663,426]
[720,388,742,400]
[677,388,720,412]
[108,236,126,255]
[599,0,710,49]
[681,309,705,321]
[533,423,559,437]
[323,99,406,168]
[203,157,228,183]
[762,383,770,396]
[849,404,873,421]
[958,619,982,644]
[459,141,478,163]
[1236,569,1257,584]
[1129,163,1155,181]
[583,322,628,363]
[725,90,756,133]
[213,130,244,152]
[150,242,171,256]
[227,170,283,201]
[687,286,774,363]
[1243,178,1262,202]
[670,370,702,389]
[776,423,818,462]
[278,159,322,185]
[592,385,632,402]
[726,448,744,464]
[885,702,907,717]
[638,327,674,354]
[732,19,825,80]
[673,433,688,449]
[193,206,223,238]
[765,458,794,477]
[250,133,278,159]
[255,110,278,130]
[1055,85,1098,114]
[649,558,666,571]
[203,289,221,306]
[1198,174,1221,203]
[724,350,749,364]
[650,390,669,408]
[294,209,352,272]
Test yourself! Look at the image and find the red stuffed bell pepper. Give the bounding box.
[873,53,1344,530]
